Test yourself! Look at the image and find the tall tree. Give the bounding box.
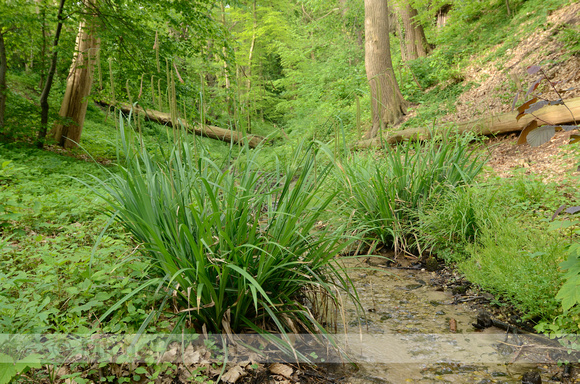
[0,28,8,132]
[37,0,66,148]
[51,0,98,148]
[364,0,407,139]
[397,1,430,61]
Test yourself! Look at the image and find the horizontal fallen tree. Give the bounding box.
[355,96,580,148]
[100,102,268,149]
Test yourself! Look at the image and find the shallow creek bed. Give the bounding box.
[330,256,580,384]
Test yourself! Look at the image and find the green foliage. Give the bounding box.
[556,24,580,57]
[410,185,500,262]
[0,353,42,384]
[459,218,565,322]
[333,132,486,248]
[89,120,358,343]
[272,0,367,142]
[494,172,571,213]
[0,144,161,337]
[447,175,577,326]
[537,216,580,342]
[0,70,67,142]
[400,82,469,128]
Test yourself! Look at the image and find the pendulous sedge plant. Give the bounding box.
[332,131,487,252]
[89,118,359,344]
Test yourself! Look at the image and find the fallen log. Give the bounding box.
[355,96,580,148]
[101,102,268,148]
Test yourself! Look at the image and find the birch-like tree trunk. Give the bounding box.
[364,0,407,139]
[51,3,98,148]
[0,30,7,132]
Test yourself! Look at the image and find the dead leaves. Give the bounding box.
[269,363,294,378]
[49,337,318,384]
[222,365,247,383]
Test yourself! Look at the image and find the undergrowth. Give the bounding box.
[0,144,161,336]
[331,131,486,251]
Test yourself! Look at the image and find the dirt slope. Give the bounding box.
[442,2,580,181]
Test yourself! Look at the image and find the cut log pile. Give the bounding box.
[355,96,580,148]
[101,102,268,149]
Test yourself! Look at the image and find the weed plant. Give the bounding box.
[333,133,486,250]
[90,120,359,341]
[459,218,565,322]
[417,175,572,325]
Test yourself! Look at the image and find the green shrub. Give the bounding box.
[459,220,565,322]
[537,217,580,343]
[333,132,486,249]
[90,121,358,342]
[409,186,501,262]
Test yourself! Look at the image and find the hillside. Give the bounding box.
[400,2,580,181]
[441,2,580,124]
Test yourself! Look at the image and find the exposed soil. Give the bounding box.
[484,130,580,183]
[431,2,580,185]
[440,2,580,125]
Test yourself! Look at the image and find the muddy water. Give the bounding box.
[336,257,574,384]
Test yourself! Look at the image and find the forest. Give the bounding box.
[1,0,580,382]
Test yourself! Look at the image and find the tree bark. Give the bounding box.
[221,4,231,97]
[364,0,407,139]
[0,31,7,132]
[354,96,580,148]
[397,2,430,61]
[246,0,257,133]
[103,102,267,148]
[51,1,98,148]
[37,0,66,148]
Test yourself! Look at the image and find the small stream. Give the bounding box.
[334,257,577,383]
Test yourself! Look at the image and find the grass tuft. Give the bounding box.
[332,132,487,251]
[89,119,359,343]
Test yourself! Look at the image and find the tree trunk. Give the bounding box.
[398,2,430,61]
[364,0,407,139]
[220,2,233,118]
[51,2,98,149]
[354,96,580,148]
[103,102,268,148]
[37,0,66,148]
[0,31,7,132]
[246,0,257,133]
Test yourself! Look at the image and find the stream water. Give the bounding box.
[334,257,578,384]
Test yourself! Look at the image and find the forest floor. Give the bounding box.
[443,1,580,182]
[485,130,578,182]
[398,1,580,182]
[441,2,580,124]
